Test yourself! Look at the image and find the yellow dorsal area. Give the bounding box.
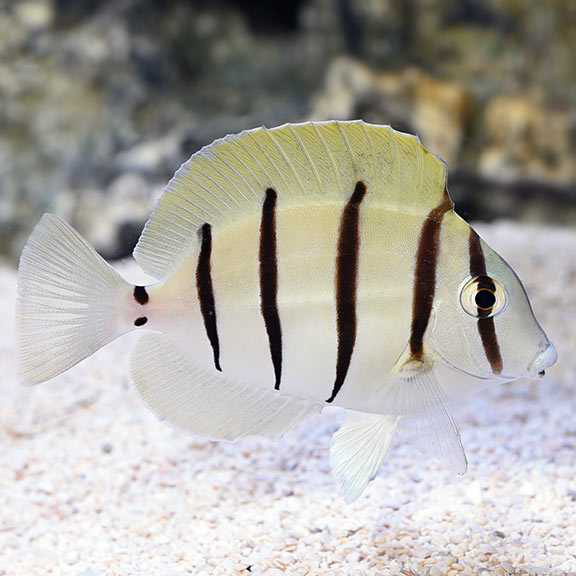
[134,121,449,280]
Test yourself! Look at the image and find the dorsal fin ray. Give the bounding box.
[134,121,449,280]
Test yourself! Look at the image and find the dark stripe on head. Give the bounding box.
[134,286,149,305]
[196,223,222,372]
[260,188,283,390]
[409,191,453,361]
[468,230,503,374]
[327,181,367,403]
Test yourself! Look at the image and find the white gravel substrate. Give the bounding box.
[1,222,576,576]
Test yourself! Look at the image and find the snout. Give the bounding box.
[528,343,558,378]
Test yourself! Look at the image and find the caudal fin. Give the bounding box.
[17,214,133,385]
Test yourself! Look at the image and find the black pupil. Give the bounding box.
[475,289,496,310]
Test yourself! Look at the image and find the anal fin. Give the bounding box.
[130,333,322,441]
[330,412,400,503]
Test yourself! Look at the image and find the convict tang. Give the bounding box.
[17,121,557,501]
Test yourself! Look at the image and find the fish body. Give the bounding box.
[153,201,423,412]
[17,121,557,501]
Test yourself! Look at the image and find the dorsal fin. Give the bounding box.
[134,121,449,279]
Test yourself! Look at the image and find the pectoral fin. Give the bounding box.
[388,356,468,475]
[330,412,400,503]
[404,402,468,475]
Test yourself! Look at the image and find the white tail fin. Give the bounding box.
[17,214,133,385]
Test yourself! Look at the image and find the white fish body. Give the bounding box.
[150,203,422,411]
[17,121,557,502]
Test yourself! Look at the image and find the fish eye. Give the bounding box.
[475,289,496,310]
[460,276,506,318]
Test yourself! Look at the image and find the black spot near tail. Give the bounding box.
[134,285,149,305]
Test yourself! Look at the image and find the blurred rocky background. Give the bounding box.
[0,0,575,262]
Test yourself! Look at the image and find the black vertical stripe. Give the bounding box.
[409,191,453,361]
[196,223,222,372]
[327,181,367,403]
[468,230,503,374]
[260,188,283,390]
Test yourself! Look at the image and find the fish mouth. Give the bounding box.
[527,343,557,379]
[436,343,558,383]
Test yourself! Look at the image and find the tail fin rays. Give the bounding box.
[17,214,132,385]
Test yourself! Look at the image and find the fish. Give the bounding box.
[16,121,557,502]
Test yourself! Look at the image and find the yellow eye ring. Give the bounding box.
[460,276,507,318]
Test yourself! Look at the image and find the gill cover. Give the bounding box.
[432,213,551,381]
